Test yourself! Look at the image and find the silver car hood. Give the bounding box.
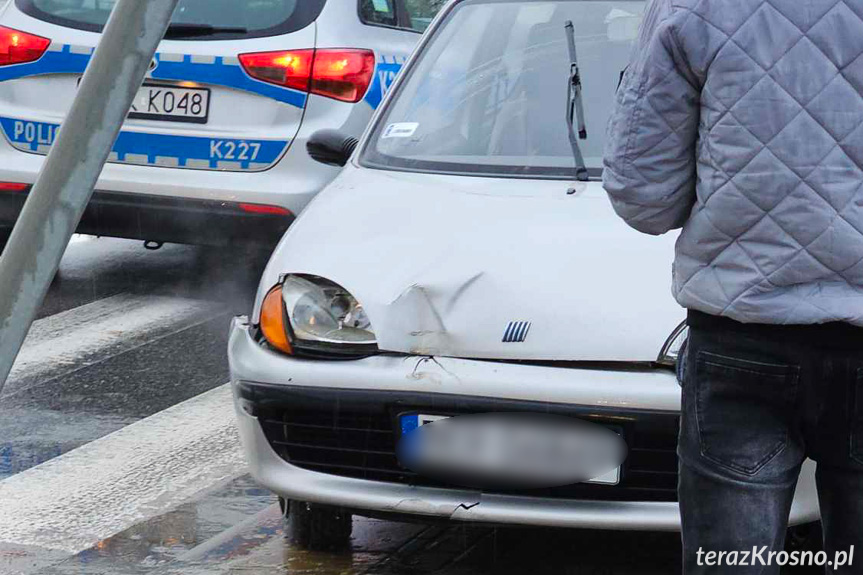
[255,165,684,362]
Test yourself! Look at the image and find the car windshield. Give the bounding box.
[362,0,645,179]
[15,0,324,39]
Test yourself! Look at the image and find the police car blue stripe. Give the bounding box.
[1,44,402,110]
[0,45,307,109]
[150,55,307,109]
[0,44,89,83]
[0,115,289,171]
[364,55,404,109]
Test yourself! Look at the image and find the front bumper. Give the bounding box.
[228,317,821,531]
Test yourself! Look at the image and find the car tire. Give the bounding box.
[782,522,823,574]
[287,500,352,551]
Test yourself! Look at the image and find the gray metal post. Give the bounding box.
[0,0,180,391]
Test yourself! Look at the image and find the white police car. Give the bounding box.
[0,0,439,250]
[229,0,822,551]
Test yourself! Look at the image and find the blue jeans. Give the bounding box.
[679,311,863,574]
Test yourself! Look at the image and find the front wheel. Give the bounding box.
[287,500,352,551]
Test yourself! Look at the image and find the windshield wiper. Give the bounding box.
[564,20,589,182]
[164,24,248,39]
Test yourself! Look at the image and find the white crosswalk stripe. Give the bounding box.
[5,293,225,391]
[0,384,244,554]
[0,289,247,556]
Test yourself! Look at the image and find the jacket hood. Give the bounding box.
[256,165,684,362]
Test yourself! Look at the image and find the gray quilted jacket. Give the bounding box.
[604,0,863,326]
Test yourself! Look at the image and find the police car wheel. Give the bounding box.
[287,500,352,551]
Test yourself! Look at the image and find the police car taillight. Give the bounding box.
[0,26,49,66]
[239,49,314,92]
[310,49,375,103]
[239,49,375,103]
[238,203,292,216]
[0,182,29,192]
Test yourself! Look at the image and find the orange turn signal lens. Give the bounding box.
[260,285,293,355]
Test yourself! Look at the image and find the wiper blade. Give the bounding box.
[564,20,589,182]
[164,24,248,38]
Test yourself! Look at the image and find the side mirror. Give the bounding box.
[306,130,359,167]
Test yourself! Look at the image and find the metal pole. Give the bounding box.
[0,0,180,391]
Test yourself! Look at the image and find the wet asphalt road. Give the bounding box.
[0,236,687,575]
[1,236,267,481]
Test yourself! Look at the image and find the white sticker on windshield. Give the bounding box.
[372,0,390,12]
[382,122,419,139]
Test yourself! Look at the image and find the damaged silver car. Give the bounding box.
[228,0,820,550]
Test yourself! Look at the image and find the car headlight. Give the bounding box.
[259,274,378,357]
[657,320,688,367]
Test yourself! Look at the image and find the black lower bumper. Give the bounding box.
[237,381,681,503]
[0,189,294,247]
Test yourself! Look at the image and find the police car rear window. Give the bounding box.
[15,0,326,40]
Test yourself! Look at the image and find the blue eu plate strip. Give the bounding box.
[400,414,419,436]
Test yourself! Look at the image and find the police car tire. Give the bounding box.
[287,500,352,551]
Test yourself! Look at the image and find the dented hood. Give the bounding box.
[255,165,684,362]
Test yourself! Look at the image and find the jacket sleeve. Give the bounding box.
[602,0,700,236]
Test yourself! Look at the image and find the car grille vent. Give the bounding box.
[257,405,679,503]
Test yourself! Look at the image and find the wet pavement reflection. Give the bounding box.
[31,475,275,575]
[26,475,682,575]
[0,237,270,482]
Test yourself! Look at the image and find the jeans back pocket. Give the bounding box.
[694,351,799,475]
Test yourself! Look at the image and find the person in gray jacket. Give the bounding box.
[604,0,863,572]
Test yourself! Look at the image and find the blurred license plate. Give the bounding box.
[128,84,210,124]
[400,413,621,486]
